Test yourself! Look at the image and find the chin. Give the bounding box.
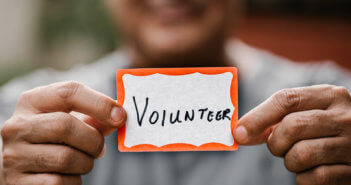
[135,24,226,67]
[139,39,209,67]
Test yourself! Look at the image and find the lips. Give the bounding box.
[147,0,204,24]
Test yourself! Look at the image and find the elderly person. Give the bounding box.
[1,0,350,184]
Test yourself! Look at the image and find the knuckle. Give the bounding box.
[267,134,286,157]
[92,133,105,157]
[266,145,277,157]
[309,110,327,121]
[3,178,12,185]
[285,142,312,172]
[1,117,25,141]
[296,174,308,185]
[269,115,308,158]
[72,177,83,185]
[273,88,301,112]
[319,84,335,90]
[55,113,74,137]
[56,148,75,170]
[268,140,286,157]
[313,166,331,185]
[332,86,350,99]
[1,120,14,141]
[56,81,82,100]
[295,142,312,165]
[283,115,308,140]
[18,90,33,104]
[333,112,351,134]
[82,158,95,174]
[3,174,19,185]
[95,95,114,119]
[2,148,19,169]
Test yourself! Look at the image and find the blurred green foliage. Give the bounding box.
[0,63,40,85]
[39,0,119,52]
[0,0,119,86]
[1,0,349,86]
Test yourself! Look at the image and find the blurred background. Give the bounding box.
[0,0,350,85]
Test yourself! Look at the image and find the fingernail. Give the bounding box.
[234,126,248,143]
[110,106,125,124]
[97,144,106,159]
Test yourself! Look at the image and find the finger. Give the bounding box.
[284,137,350,173]
[9,174,81,185]
[267,110,342,157]
[21,112,105,157]
[16,81,126,131]
[97,144,106,159]
[4,143,94,174]
[234,85,341,145]
[73,111,117,136]
[296,165,351,185]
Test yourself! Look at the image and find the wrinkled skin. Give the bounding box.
[234,85,351,185]
[1,82,126,184]
[1,0,351,184]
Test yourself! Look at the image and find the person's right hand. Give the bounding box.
[1,81,126,185]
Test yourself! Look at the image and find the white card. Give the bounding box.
[117,68,238,152]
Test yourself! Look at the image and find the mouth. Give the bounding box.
[147,0,204,24]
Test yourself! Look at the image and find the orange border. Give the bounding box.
[117,67,238,152]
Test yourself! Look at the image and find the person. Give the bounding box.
[0,0,351,184]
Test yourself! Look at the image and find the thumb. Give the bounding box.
[233,123,274,145]
[72,110,126,136]
[233,95,283,145]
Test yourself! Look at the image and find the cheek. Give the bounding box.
[208,0,234,28]
[116,0,232,57]
[112,0,147,32]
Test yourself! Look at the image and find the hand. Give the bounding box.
[234,85,351,185]
[1,81,126,185]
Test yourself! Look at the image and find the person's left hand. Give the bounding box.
[234,85,351,185]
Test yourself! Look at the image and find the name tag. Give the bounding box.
[116,67,238,152]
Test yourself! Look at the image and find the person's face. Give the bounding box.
[108,0,236,66]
